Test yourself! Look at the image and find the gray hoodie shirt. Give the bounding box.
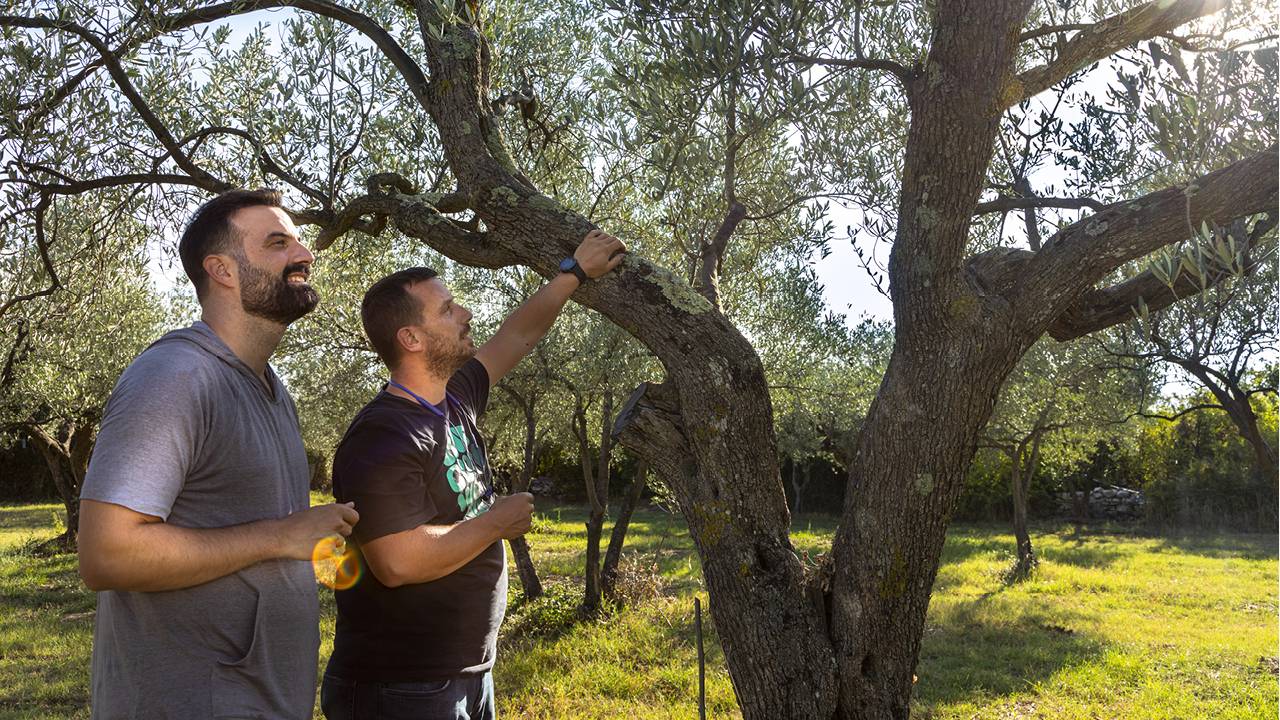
[81,322,317,719]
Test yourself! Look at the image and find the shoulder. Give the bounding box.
[104,338,221,419]
[447,359,490,413]
[123,338,220,387]
[336,395,437,457]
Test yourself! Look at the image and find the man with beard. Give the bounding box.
[319,230,625,720]
[78,189,360,719]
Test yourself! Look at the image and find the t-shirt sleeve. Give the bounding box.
[333,416,438,544]
[80,349,207,521]
[447,359,490,421]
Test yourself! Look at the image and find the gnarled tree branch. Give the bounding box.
[1048,213,1277,341]
[1015,147,1278,329]
[0,196,61,321]
[1003,0,1229,107]
[974,195,1106,215]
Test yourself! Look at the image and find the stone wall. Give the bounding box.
[1056,484,1146,521]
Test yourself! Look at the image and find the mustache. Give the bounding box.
[282,263,310,282]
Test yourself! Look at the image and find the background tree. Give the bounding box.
[0,195,164,548]
[1104,244,1278,479]
[979,335,1149,578]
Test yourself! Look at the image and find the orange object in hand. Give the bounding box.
[312,536,362,590]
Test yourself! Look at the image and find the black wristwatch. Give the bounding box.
[559,257,588,284]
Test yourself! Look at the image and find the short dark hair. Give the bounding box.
[178,188,283,298]
[361,267,440,368]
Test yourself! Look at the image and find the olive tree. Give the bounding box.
[2,1,1275,717]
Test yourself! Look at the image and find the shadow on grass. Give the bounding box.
[0,503,64,532]
[0,543,93,618]
[501,577,588,648]
[914,592,1104,707]
[1152,533,1278,561]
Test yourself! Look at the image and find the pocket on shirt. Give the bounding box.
[209,590,274,718]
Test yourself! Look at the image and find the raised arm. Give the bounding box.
[359,492,533,587]
[475,229,625,386]
[78,499,359,592]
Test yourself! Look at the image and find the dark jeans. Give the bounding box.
[320,670,495,720]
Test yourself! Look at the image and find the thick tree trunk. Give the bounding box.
[602,460,647,603]
[825,3,1036,717]
[829,344,1027,717]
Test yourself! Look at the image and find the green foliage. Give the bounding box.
[1125,391,1279,531]
[0,193,165,455]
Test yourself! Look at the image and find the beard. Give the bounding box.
[237,256,319,326]
[422,323,476,378]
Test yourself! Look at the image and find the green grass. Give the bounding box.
[0,500,1275,719]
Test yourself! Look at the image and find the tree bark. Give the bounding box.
[602,459,648,603]
[25,419,94,550]
[826,3,1037,717]
[580,390,614,616]
[502,385,544,600]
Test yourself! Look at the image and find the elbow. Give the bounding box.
[368,559,409,588]
[369,559,444,588]
[78,550,113,591]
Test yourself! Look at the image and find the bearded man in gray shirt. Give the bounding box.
[77,189,360,719]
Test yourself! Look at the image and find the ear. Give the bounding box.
[202,254,237,291]
[395,326,421,356]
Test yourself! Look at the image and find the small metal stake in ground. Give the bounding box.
[695,596,706,719]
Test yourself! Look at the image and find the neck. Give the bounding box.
[388,362,449,405]
[200,305,286,377]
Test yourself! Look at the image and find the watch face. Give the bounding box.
[559,258,576,272]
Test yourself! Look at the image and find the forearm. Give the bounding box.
[79,514,285,592]
[495,273,579,351]
[367,515,502,587]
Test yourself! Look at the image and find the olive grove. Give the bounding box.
[1,1,1275,717]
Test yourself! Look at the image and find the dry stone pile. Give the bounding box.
[1056,484,1145,521]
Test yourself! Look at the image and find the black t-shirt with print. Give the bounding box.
[327,359,506,681]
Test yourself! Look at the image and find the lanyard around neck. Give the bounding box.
[387,380,454,419]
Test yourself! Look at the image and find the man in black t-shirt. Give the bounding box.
[321,229,626,720]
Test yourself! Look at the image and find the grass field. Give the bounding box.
[0,500,1275,719]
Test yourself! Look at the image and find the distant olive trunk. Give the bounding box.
[788,460,810,515]
[25,420,96,550]
[602,460,648,603]
[577,390,613,616]
[1182,362,1279,481]
[504,386,544,600]
[1007,430,1047,579]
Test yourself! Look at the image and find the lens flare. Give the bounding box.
[312,536,362,590]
